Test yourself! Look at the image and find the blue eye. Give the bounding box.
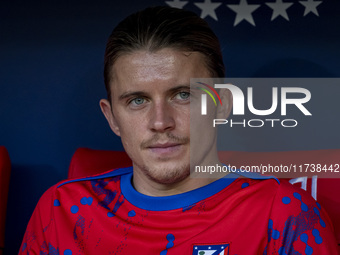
[131,98,145,105]
[177,92,190,100]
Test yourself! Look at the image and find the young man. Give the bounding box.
[20,6,338,254]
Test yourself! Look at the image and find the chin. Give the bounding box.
[142,163,190,185]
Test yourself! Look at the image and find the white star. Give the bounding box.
[266,0,293,21]
[165,0,188,9]
[227,0,261,27]
[299,0,322,16]
[194,0,222,21]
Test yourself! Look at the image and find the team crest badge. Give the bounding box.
[192,243,229,255]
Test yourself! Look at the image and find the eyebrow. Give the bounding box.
[118,85,191,101]
[119,91,147,101]
[167,84,191,94]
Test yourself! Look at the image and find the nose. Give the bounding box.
[148,101,175,133]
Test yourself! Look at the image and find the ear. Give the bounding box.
[99,99,121,137]
[216,88,232,119]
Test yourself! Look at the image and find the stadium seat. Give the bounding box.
[68,148,340,248]
[68,148,132,179]
[0,146,11,255]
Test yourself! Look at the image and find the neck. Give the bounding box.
[132,154,227,197]
[132,171,220,196]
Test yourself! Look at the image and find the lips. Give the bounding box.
[148,142,182,155]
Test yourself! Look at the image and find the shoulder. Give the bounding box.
[235,173,316,207]
[37,167,133,206]
[264,179,338,254]
[56,166,133,188]
[258,178,327,226]
[270,178,323,217]
[234,174,333,230]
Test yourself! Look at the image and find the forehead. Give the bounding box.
[109,49,211,97]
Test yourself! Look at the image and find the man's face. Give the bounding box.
[100,48,212,185]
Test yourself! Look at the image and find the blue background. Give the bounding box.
[1,0,339,254]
